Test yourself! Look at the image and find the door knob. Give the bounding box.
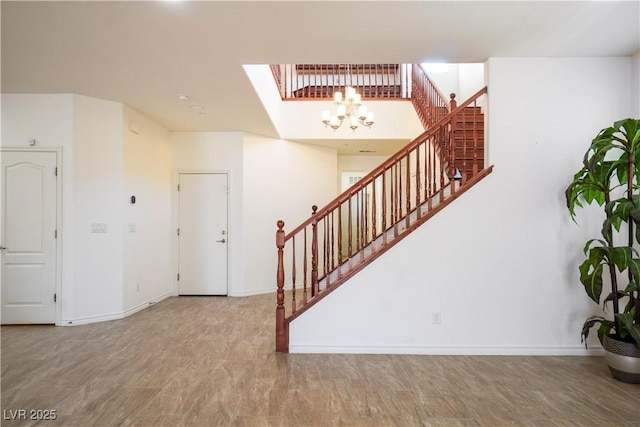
[216,239,226,243]
[0,246,6,250]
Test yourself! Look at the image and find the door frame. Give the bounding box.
[1,147,63,325]
[173,170,230,296]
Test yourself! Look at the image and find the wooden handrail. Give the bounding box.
[411,64,452,129]
[416,64,450,110]
[285,86,487,240]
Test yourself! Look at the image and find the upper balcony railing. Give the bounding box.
[270,64,412,100]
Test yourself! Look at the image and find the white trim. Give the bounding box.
[228,287,276,297]
[289,344,605,356]
[61,293,171,326]
[0,147,63,326]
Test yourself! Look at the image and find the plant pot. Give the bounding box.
[603,335,640,384]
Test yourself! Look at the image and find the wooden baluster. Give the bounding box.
[291,236,296,312]
[356,191,361,252]
[398,159,403,220]
[311,205,319,297]
[337,203,343,267]
[473,100,479,178]
[449,93,458,192]
[461,102,468,184]
[303,227,308,304]
[363,187,367,246]
[390,164,398,228]
[276,220,287,352]
[330,210,335,273]
[356,65,362,99]
[348,195,353,261]
[423,139,428,202]
[415,143,421,216]
[405,152,411,228]
[372,176,377,244]
[392,64,397,98]
[423,139,429,201]
[382,169,387,243]
[364,187,369,258]
[359,189,365,262]
[284,65,288,99]
[439,129,446,198]
[323,215,329,286]
[456,103,468,187]
[390,166,395,225]
[428,136,435,209]
[316,64,320,97]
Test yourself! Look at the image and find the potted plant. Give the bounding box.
[566,118,640,383]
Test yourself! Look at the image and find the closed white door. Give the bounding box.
[177,173,228,295]
[1,151,58,324]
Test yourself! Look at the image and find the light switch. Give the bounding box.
[91,223,108,233]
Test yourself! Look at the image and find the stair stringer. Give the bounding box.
[287,166,493,352]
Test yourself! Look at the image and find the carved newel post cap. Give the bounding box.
[277,220,285,229]
[449,93,456,101]
[312,205,318,214]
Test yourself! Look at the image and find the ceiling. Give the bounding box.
[2,1,639,153]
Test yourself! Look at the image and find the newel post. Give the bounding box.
[311,205,319,297]
[275,220,288,352]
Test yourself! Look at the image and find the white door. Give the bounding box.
[1,151,58,324]
[177,173,228,295]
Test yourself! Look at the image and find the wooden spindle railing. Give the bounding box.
[273,64,411,100]
[275,87,491,352]
[411,64,451,129]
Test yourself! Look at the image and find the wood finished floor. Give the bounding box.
[2,293,639,427]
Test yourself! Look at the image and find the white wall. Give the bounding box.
[280,100,423,141]
[422,63,485,104]
[337,155,389,192]
[632,52,640,118]
[243,134,338,295]
[172,132,338,296]
[71,95,125,322]
[171,132,245,296]
[123,106,173,314]
[290,57,634,355]
[1,94,75,321]
[1,94,174,324]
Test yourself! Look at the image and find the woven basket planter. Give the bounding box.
[603,335,640,384]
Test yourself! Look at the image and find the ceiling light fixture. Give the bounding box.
[177,94,189,101]
[322,86,374,132]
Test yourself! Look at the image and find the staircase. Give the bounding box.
[275,68,491,353]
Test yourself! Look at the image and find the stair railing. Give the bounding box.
[271,64,411,99]
[276,87,489,352]
[411,64,451,129]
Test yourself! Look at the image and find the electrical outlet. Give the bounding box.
[432,311,441,324]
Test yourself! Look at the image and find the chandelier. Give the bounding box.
[321,86,374,131]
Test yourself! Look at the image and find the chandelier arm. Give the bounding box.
[321,79,373,132]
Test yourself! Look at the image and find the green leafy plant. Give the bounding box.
[566,118,640,347]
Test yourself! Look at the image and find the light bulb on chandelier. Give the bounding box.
[322,86,374,131]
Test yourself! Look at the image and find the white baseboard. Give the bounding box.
[228,287,276,297]
[60,292,172,326]
[288,344,605,356]
[123,292,172,317]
